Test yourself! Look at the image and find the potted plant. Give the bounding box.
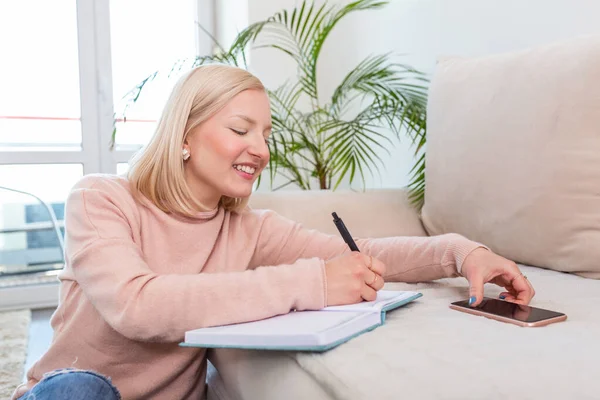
[117,0,428,206]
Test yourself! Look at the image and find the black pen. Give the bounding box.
[332,212,360,252]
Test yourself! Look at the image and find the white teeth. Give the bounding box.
[234,165,256,174]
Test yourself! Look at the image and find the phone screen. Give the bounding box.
[451,298,565,322]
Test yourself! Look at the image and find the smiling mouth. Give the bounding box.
[233,164,257,175]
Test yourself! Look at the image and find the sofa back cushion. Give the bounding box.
[421,35,600,279]
[248,189,427,238]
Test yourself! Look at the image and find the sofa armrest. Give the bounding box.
[248,189,427,239]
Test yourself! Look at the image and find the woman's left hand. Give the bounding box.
[461,248,536,307]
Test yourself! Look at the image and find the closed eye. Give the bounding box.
[230,128,247,135]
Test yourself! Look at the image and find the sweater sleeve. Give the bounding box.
[249,210,487,282]
[63,177,326,343]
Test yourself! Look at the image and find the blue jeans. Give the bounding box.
[18,369,121,400]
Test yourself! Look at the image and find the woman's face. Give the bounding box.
[183,89,271,209]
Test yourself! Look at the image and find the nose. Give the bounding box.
[248,132,270,160]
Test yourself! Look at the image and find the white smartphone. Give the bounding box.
[450,297,567,327]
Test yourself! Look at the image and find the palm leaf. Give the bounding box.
[407,151,426,208]
[304,1,388,100]
[250,0,387,102]
[332,54,429,116]
[324,121,389,189]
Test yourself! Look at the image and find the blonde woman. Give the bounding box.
[13,64,534,400]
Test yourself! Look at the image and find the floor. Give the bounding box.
[24,308,55,380]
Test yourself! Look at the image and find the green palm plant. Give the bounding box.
[118,0,428,206]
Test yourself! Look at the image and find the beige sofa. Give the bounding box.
[206,35,600,399]
[209,190,600,400]
[206,189,600,400]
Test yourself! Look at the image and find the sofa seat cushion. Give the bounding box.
[211,265,600,399]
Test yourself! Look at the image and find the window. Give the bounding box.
[0,0,81,152]
[116,163,130,175]
[0,1,83,281]
[0,0,216,310]
[0,165,82,275]
[110,0,198,150]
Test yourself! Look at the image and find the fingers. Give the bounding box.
[498,262,534,304]
[498,291,515,300]
[499,293,519,302]
[11,384,28,400]
[324,252,385,306]
[348,252,386,301]
[510,272,535,305]
[463,249,535,306]
[367,255,386,277]
[494,266,535,304]
[361,283,378,302]
[468,271,484,307]
[361,254,385,291]
[365,269,384,291]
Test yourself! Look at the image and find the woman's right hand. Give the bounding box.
[324,252,386,306]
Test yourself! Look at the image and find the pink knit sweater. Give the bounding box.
[24,174,483,399]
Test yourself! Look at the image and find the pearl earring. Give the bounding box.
[182,148,190,160]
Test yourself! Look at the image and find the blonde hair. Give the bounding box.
[128,64,266,217]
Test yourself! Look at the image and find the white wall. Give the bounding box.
[215,0,249,53]
[239,0,600,189]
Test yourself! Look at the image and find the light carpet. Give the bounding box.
[0,309,30,399]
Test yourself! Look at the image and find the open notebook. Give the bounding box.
[181,290,422,352]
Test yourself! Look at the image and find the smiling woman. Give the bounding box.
[12,63,533,400]
[181,89,272,209]
[128,65,268,216]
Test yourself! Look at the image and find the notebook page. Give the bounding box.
[197,310,362,335]
[184,310,370,348]
[322,290,418,313]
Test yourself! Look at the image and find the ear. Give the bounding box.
[182,137,191,153]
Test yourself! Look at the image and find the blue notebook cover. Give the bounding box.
[180,291,422,352]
